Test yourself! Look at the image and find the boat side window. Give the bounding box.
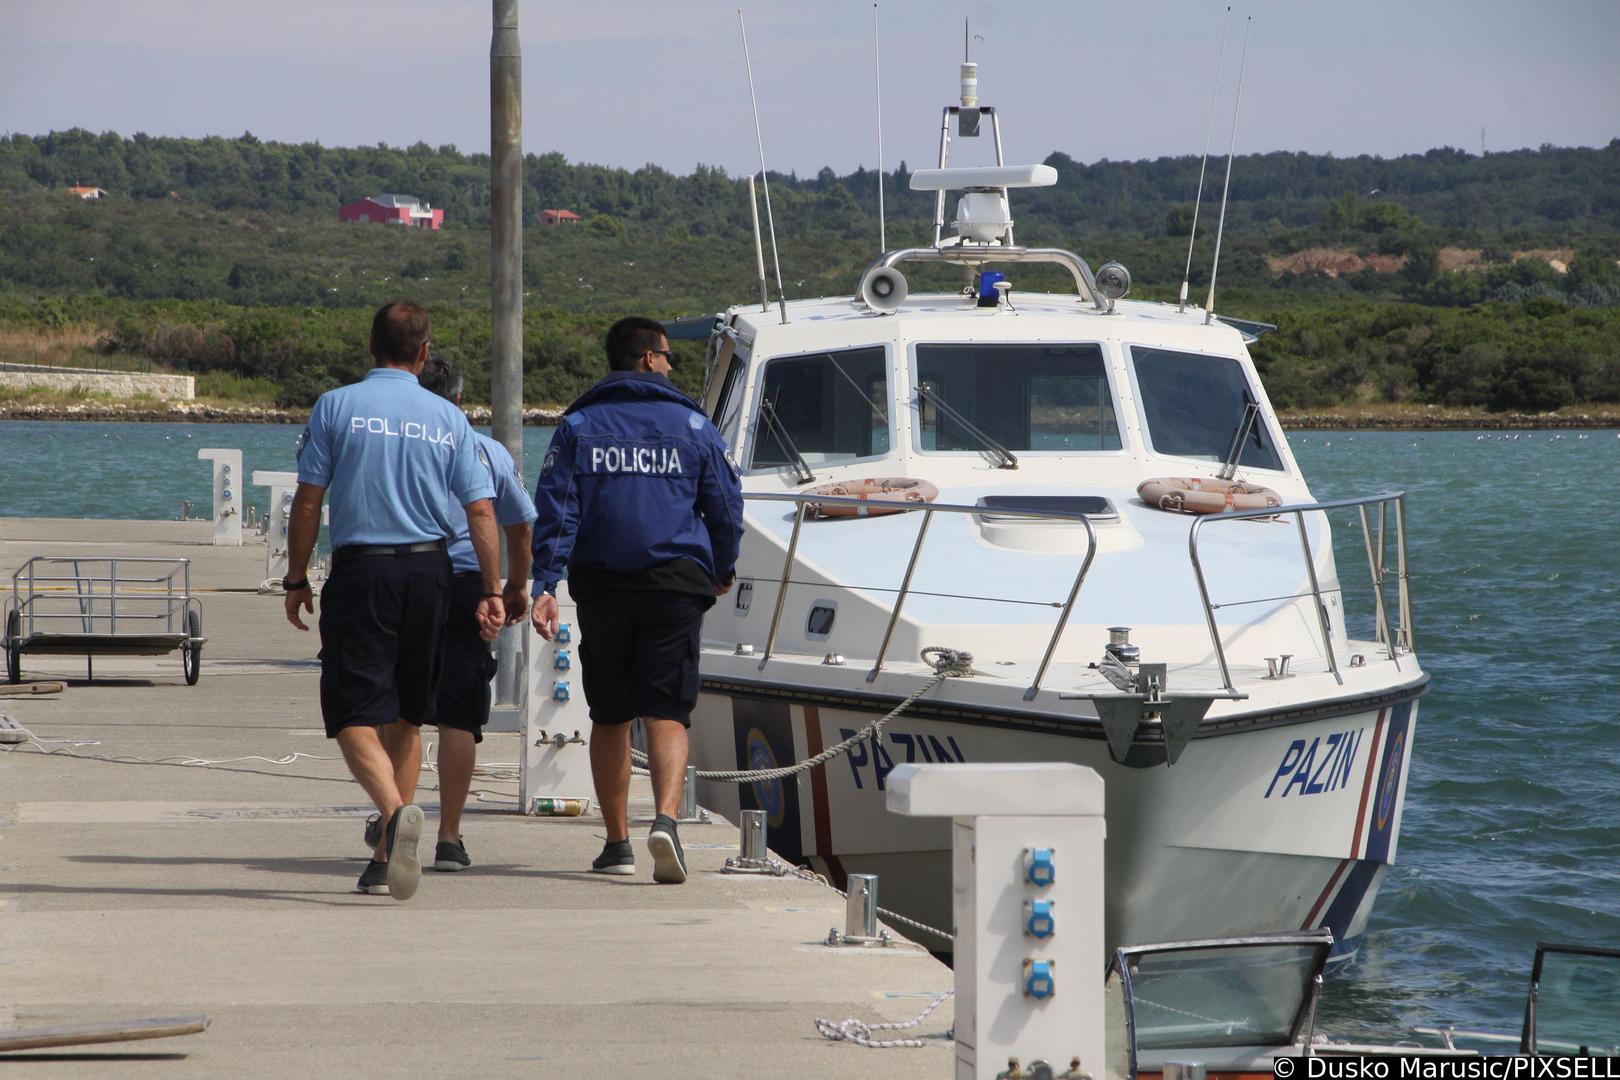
[748,346,890,469]
[709,353,748,451]
[913,343,1121,452]
[1130,347,1284,471]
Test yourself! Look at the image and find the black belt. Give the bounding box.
[336,540,447,558]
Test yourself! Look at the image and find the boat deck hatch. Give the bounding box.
[977,495,1116,520]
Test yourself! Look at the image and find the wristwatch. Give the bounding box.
[282,576,310,592]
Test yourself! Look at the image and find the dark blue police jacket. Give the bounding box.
[530,371,745,596]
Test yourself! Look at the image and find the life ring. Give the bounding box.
[1137,476,1282,515]
[805,477,940,519]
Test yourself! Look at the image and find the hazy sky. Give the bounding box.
[3,0,1617,176]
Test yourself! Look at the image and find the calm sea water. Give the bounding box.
[2,420,1617,1041]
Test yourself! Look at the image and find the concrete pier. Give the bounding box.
[0,519,952,1078]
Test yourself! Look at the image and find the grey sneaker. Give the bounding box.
[433,837,471,872]
[383,804,424,901]
[591,839,635,876]
[363,813,383,851]
[357,859,389,895]
[648,814,687,885]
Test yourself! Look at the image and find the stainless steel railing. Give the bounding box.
[744,492,1098,698]
[1188,492,1413,695]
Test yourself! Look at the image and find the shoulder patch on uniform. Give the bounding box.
[296,425,310,458]
[541,445,560,477]
[687,412,705,430]
[475,442,493,470]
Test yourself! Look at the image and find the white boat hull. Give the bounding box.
[691,689,1419,960]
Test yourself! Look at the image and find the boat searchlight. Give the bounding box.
[909,164,1057,245]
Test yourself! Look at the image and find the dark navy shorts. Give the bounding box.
[430,573,498,744]
[317,549,451,737]
[575,590,706,728]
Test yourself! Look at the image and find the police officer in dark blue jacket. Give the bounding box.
[529,316,744,884]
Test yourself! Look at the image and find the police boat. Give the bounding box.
[541,62,1427,963]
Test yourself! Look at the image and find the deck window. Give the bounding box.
[912,343,1121,453]
[1130,347,1284,471]
[749,346,890,469]
[709,353,748,451]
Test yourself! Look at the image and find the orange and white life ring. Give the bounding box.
[805,477,940,519]
[1137,476,1282,515]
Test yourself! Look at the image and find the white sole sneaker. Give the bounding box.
[648,828,687,885]
[589,862,636,876]
[385,805,424,901]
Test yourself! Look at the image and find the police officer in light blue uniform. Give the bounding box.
[416,353,537,873]
[530,315,744,885]
[284,301,505,901]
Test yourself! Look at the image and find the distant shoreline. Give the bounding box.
[0,401,567,425]
[2,400,1617,430]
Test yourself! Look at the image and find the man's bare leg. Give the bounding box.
[643,718,689,820]
[590,722,632,842]
[436,726,477,842]
[336,725,404,861]
[375,720,422,859]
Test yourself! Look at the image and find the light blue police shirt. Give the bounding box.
[297,368,494,549]
[446,433,538,574]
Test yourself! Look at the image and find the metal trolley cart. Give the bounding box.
[4,557,205,685]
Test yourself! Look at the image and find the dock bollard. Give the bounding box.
[677,765,711,824]
[826,873,891,947]
[724,809,772,873]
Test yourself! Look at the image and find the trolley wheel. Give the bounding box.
[182,610,202,686]
[5,611,19,684]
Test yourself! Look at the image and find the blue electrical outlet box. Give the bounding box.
[555,623,572,644]
[552,681,570,702]
[1026,847,1055,887]
[1023,958,1055,1000]
[1025,898,1054,939]
[554,650,571,671]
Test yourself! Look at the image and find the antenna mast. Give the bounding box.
[1179,7,1230,314]
[1204,16,1252,325]
[874,2,886,251]
[739,10,789,324]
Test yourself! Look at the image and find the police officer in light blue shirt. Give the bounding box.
[416,352,537,872]
[284,301,505,901]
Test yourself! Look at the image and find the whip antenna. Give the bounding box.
[1180,6,1230,314]
[739,10,789,324]
[873,2,886,251]
[1204,16,1251,325]
[747,175,769,312]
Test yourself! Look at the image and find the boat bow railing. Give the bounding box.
[1189,491,1413,694]
[744,492,1098,698]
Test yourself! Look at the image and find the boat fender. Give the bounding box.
[805,477,940,519]
[1137,476,1282,515]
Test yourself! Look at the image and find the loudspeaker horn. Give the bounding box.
[859,266,909,312]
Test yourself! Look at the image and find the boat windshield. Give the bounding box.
[749,346,890,469]
[1131,347,1284,471]
[1114,942,1319,1049]
[1528,945,1620,1054]
[912,343,1122,453]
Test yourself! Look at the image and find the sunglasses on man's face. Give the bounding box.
[649,348,674,362]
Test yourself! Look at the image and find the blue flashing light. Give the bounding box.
[977,270,1007,307]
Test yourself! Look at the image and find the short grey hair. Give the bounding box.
[419,351,463,403]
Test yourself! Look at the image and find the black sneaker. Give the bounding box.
[648,814,687,885]
[433,837,471,872]
[590,839,635,876]
[357,859,389,895]
[363,813,383,851]
[384,804,424,901]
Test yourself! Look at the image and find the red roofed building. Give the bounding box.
[339,194,444,229]
[539,209,581,226]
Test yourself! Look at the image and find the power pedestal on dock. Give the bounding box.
[197,449,243,546]
[888,762,1105,1080]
